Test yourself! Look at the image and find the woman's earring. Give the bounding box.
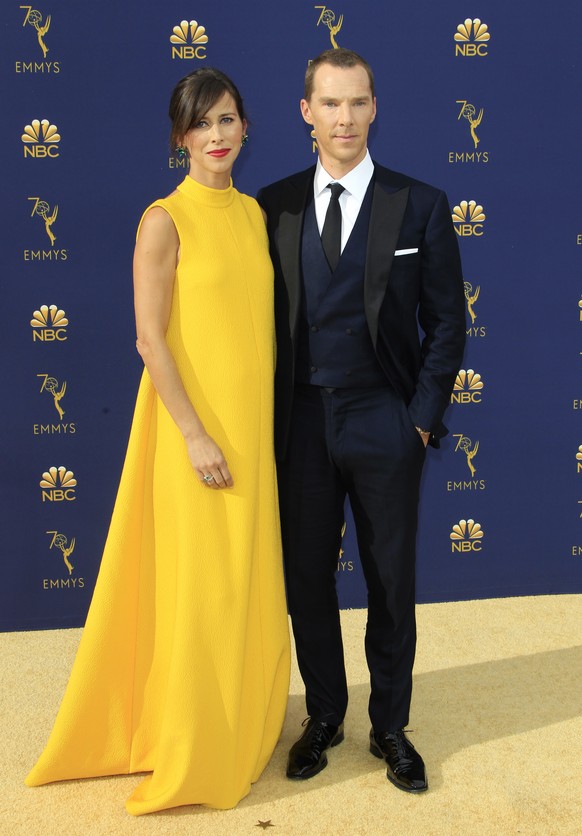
[241,134,249,148]
[175,146,188,159]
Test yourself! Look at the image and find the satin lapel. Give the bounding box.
[365,181,410,347]
[277,173,313,339]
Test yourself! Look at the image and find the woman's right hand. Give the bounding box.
[186,432,234,489]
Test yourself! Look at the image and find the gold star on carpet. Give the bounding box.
[255,821,274,830]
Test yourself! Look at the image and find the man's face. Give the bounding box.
[301,63,376,176]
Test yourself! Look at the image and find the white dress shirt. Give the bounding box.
[313,150,375,254]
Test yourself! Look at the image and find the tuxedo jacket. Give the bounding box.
[257,162,466,459]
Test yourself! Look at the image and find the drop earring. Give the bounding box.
[175,146,188,159]
[241,134,249,148]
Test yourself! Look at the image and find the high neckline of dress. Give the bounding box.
[177,174,235,207]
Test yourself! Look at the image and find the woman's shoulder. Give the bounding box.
[136,199,179,245]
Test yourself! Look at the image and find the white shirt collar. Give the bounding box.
[314,150,374,200]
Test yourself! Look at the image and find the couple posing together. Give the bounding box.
[26,48,465,814]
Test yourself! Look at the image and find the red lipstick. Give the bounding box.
[207,149,230,158]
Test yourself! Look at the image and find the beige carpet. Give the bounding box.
[2,596,581,835]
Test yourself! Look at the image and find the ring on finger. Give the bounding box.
[203,474,214,483]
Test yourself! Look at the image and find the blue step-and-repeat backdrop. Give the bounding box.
[1,1,581,630]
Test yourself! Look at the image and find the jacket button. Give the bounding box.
[310,366,318,373]
[311,325,319,332]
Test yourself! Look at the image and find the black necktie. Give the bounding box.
[321,182,345,271]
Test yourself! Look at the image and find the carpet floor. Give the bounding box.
[2,595,581,835]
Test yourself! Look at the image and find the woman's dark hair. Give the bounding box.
[169,68,246,150]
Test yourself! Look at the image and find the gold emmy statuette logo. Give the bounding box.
[579,297,582,321]
[576,445,582,473]
[453,434,479,477]
[37,373,66,418]
[452,200,485,237]
[21,5,51,57]
[315,6,343,48]
[457,101,483,149]
[28,196,58,244]
[40,465,77,502]
[450,519,484,552]
[22,119,60,158]
[337,521,353,572]
[451,369,483,404]
[464,282,486,338]
[46,530,75,575]
[31,304,68,342]
[454,18,490,56]
[464,281,480,324]
[170,20,208,59]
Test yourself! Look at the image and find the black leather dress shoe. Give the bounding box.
[286,718,344,779]
[370,729,428,793]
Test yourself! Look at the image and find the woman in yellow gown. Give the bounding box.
[26,68,290,815]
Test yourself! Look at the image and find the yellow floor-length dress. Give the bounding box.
[25,175,291,815]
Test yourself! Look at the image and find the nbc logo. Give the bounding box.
[170,20,208,59]
[452,200,486,237]
[454,18,490,56]
[40,466,76,502]
[451,370,483,405]
[22,119,60,158]
[450,519,484,552]
[31,304,68,342]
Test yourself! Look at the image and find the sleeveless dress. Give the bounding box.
[25,174,290,815]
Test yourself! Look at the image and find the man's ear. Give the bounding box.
[300,98,314,126]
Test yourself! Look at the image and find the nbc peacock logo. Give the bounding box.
[39,465,77,502]
[450,519,484,553]
[451,370,483,405]
[452,200,486,237]
[170,20,208,59]
[31,304,68,342]
[454,18,490,56]
[22,118,60,158]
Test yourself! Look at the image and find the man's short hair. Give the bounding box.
[304,48,375,100]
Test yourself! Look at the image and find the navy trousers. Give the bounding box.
[278,383,426,731]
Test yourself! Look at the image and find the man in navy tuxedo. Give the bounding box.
[258,48,465,793]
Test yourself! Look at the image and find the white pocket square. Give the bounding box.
[394,248,418,256]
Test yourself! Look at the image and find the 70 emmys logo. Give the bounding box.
[40,465,76,502]
[170,20,208,59]
[31,304,68,341]
[314,6,343,49]
[22,119,60,158]
[28,197,58,244]
[20,5,51,57]
[454,19,490,57]
[46,530,75,574]
[450,519,484,552]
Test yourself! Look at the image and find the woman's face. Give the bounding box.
[183,92,246,189]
